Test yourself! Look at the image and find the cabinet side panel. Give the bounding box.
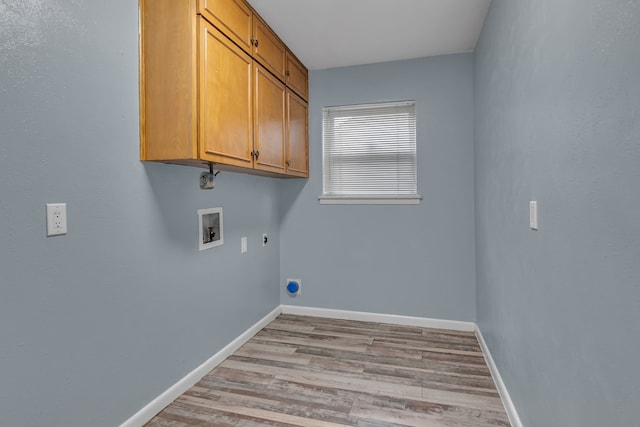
[140,0,197,161]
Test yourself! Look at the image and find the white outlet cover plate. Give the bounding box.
[241,237,247,254]
[46,203,67,236]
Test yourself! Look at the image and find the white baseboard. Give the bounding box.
[475,326,523,427]
[280,305,475,332]
[119,306,282,427]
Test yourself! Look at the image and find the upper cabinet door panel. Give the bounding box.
[286,89,308,177]
[253,64,286,174]
[198,18,253,166]
[286,51,308,100]
[252,17,286,81]
[198,0,253,52]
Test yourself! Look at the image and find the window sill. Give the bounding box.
[318,196,422,205]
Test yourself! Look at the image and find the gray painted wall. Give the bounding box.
[474,1,640,426]
[279,55,476,321]
[0,1,280,426]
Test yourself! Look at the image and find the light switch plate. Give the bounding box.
[529,201,538,230]
[241,237,247,254]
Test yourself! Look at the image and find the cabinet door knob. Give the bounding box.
[286,70,291,77]
[255,150,260,159]
[286,160,291,166]
[254,39,259,47]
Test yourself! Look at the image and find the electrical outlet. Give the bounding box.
[263,233,268,247]
[241,237,247,254]
[46,203,67,236]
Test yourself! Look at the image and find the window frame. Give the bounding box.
[319,100,421,205]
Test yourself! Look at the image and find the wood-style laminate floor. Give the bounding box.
[145,314,510,427]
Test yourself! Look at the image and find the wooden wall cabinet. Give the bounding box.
[140,0,308,178]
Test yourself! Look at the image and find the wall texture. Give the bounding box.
[279,55,476,321]
[474,1,640,426]
[0,1,280,426]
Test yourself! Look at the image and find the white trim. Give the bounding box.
[475,326,523,427]
[119,306,282,427]
[280,305,475,332]
[319,196,422,205]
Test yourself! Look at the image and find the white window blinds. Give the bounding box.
[322,101,417,200]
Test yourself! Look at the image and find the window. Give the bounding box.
[321,101,420,204]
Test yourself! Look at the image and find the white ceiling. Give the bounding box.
[248,0,492,70]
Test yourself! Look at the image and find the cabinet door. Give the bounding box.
[198,0,253,52]
[253,64,286,174]
[286,51,308,100]
[198,18,253,167]
[252,17,286,81]
[286,89,309,177]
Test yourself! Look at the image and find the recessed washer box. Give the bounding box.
[198,208,223,250]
